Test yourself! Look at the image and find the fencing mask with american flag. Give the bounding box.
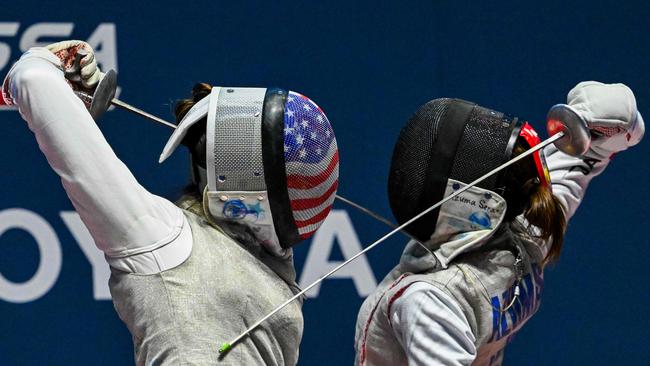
[159,87,339,254]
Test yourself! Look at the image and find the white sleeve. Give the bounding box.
[390,282,477,366]
[5,48,191,273]
[543,143,611,221]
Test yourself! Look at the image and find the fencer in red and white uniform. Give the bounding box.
[354,82,644,366]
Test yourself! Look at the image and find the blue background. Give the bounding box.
[1,1,649,364]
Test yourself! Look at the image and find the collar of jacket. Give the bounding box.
[398,179,508,273]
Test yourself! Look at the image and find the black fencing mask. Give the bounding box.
[388,98,523,242]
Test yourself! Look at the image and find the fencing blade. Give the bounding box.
[103,88,586,357]
[334,194,427,248]
[110,98,178,129]
[218,130,566,355]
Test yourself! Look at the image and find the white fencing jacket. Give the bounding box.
[4,48,303,365]
[355,109,643,365]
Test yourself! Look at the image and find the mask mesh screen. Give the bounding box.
[450,106,515,189]
[283,92,339,239]
[388,98,450,229]
[212,88,266,191]
[388,99,518,242]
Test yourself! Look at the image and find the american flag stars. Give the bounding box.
[282,91,339,239]
[283,92,335,164]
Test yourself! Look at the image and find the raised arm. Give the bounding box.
[544,81,644,221]
[2,45,191,274]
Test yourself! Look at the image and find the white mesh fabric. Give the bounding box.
[210,87,267,191]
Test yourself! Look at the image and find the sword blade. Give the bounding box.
[219,131,566,355]
[335,194,423,244]
[110,98,178,129]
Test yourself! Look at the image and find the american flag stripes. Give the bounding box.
[283,91,339,239]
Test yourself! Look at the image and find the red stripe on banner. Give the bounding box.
[286,150,339,189]
[295,204,333,228]
[290,180,338,211]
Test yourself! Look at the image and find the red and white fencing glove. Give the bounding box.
[567,81,644,159]
[46,40,104,89]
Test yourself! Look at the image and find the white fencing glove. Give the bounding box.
[46,40,104,89]
[2,42,113,118]
[567,81,644,159]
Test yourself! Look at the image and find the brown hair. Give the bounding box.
[173,82,213,200]
[503,138,566,264]
[174,82,213,122]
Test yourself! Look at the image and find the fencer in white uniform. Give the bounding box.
[355,84,644,366]
[3,42,340,365]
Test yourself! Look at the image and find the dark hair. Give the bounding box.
[174,82,213,199]
[175,82,212,122]
[503,137,566,264]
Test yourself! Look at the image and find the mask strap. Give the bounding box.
[519,122,551,187]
